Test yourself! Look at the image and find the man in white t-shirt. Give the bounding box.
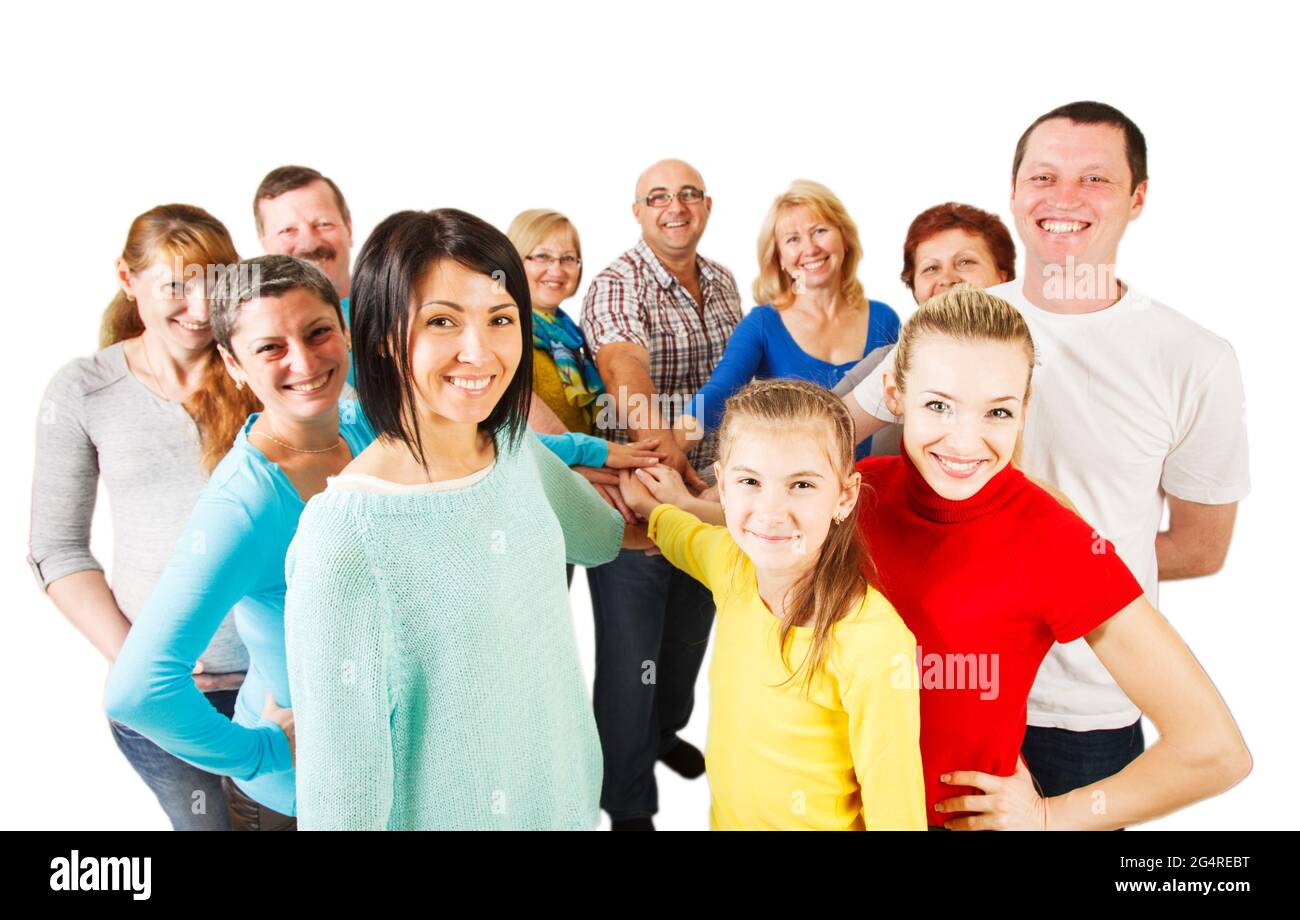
[844,101,1250,798]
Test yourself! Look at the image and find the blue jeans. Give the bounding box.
[1021,719,1145,798]
[109,689,239,831]
[586,550,714,820]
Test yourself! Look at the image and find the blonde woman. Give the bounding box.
[507,209,664,561]
[676,180,899,459]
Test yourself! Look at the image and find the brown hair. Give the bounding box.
[900,202,1016,291]
[716,378,875,691]
[753,180,866,311]
[101,204,261,472]
[253,165,352,235]
[1012,100,1148,194]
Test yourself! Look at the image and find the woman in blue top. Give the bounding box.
[676,180,900,459]
[103,255,632,830]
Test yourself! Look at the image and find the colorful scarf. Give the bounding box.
[532,309,605,408]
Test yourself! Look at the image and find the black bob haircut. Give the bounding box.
[349,208,533,469]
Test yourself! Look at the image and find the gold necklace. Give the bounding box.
[250,429,344,454]
[140,336,180,405]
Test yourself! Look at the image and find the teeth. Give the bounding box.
[1040,220,1086,233]
[448,376,491,391]
[288,373,329,392]
[664,221,688,228]
[936,455,982,472]
[176,320,209,331]
[801,258,827,270]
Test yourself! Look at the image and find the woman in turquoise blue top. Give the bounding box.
[676,180,900,460]
[284,208,654,829]
[104,255,625,829]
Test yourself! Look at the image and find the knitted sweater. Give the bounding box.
[284,428,624,830]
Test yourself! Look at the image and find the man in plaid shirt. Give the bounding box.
[581,158,742,830]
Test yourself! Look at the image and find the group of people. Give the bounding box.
[28,99,1251,830]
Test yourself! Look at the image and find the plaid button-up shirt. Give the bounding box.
[581,238,742,469]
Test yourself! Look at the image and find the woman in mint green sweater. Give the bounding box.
[284,209,649,830]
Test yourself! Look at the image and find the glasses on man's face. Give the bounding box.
[525,253,582,269]
[640,186,706,208]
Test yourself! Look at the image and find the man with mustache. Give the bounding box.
[255,166,356,387]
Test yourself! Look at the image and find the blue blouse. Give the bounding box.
[686,302,901,458]
[105,401,608,815]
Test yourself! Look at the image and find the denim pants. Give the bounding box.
[586,549,715,820]
[108,688,239,831]
[1021,719,1146,798]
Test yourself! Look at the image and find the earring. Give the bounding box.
[235,379,244,391]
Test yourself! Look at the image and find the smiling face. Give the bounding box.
[257,180,354,298]
[775,204,845,295]
[118,257,215,355]
[523,228,581,312]
[1011,118,1146,277]
[714,423,860,578]
[885,334,1030,501]
[911,228,1008,303]
[632,159,711,261]
[219,287,349,423]
[407,259,523,427]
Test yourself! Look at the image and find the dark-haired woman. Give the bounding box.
[284,208,647,830]
[30,204,258,830]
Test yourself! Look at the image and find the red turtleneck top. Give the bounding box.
[855,451,1143,824]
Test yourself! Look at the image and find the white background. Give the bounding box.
[2,0,1294,829]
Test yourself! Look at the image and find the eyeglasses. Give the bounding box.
[525,253,582,268]
[639,186,706,208]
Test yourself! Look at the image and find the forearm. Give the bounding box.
[843,392,889,447]
[678,495,725,526]
[1156,530,1227,579]
[528,392,568,436]
[46,570,132,662]
[1046,733,1250,830]
[604,354,672,443]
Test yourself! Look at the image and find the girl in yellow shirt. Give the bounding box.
[618,378,925,830]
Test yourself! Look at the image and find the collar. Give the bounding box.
[900,446,1024,523]
[634,237,715,292]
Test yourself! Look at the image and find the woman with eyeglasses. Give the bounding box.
[674,180,900,460]
[508,209,664,568]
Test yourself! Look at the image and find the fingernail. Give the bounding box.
[940,774,950,782]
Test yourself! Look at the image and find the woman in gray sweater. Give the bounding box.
[28,204,260,829]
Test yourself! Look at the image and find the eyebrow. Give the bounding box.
[731,465,826,479]
[419,300,518,312]
[924,389,1021,403]
[248,313,337,346]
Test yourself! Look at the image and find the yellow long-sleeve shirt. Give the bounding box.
[648,504,926,830]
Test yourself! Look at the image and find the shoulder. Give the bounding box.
[1009,472,1105,546]
[867,299,901,327]
[855,454,900,489]
[1128,292,1237,367]
[831,586,917,673]
[589,245,647,287]
[203,434,294,525]
[44,343,131,404]
[698,252,738,287]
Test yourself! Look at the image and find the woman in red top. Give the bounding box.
[854,284,1250,829]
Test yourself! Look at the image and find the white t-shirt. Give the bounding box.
[852,279,1250,730]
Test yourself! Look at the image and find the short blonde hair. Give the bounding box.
[753,180,866,310]
[506,209,583,287]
